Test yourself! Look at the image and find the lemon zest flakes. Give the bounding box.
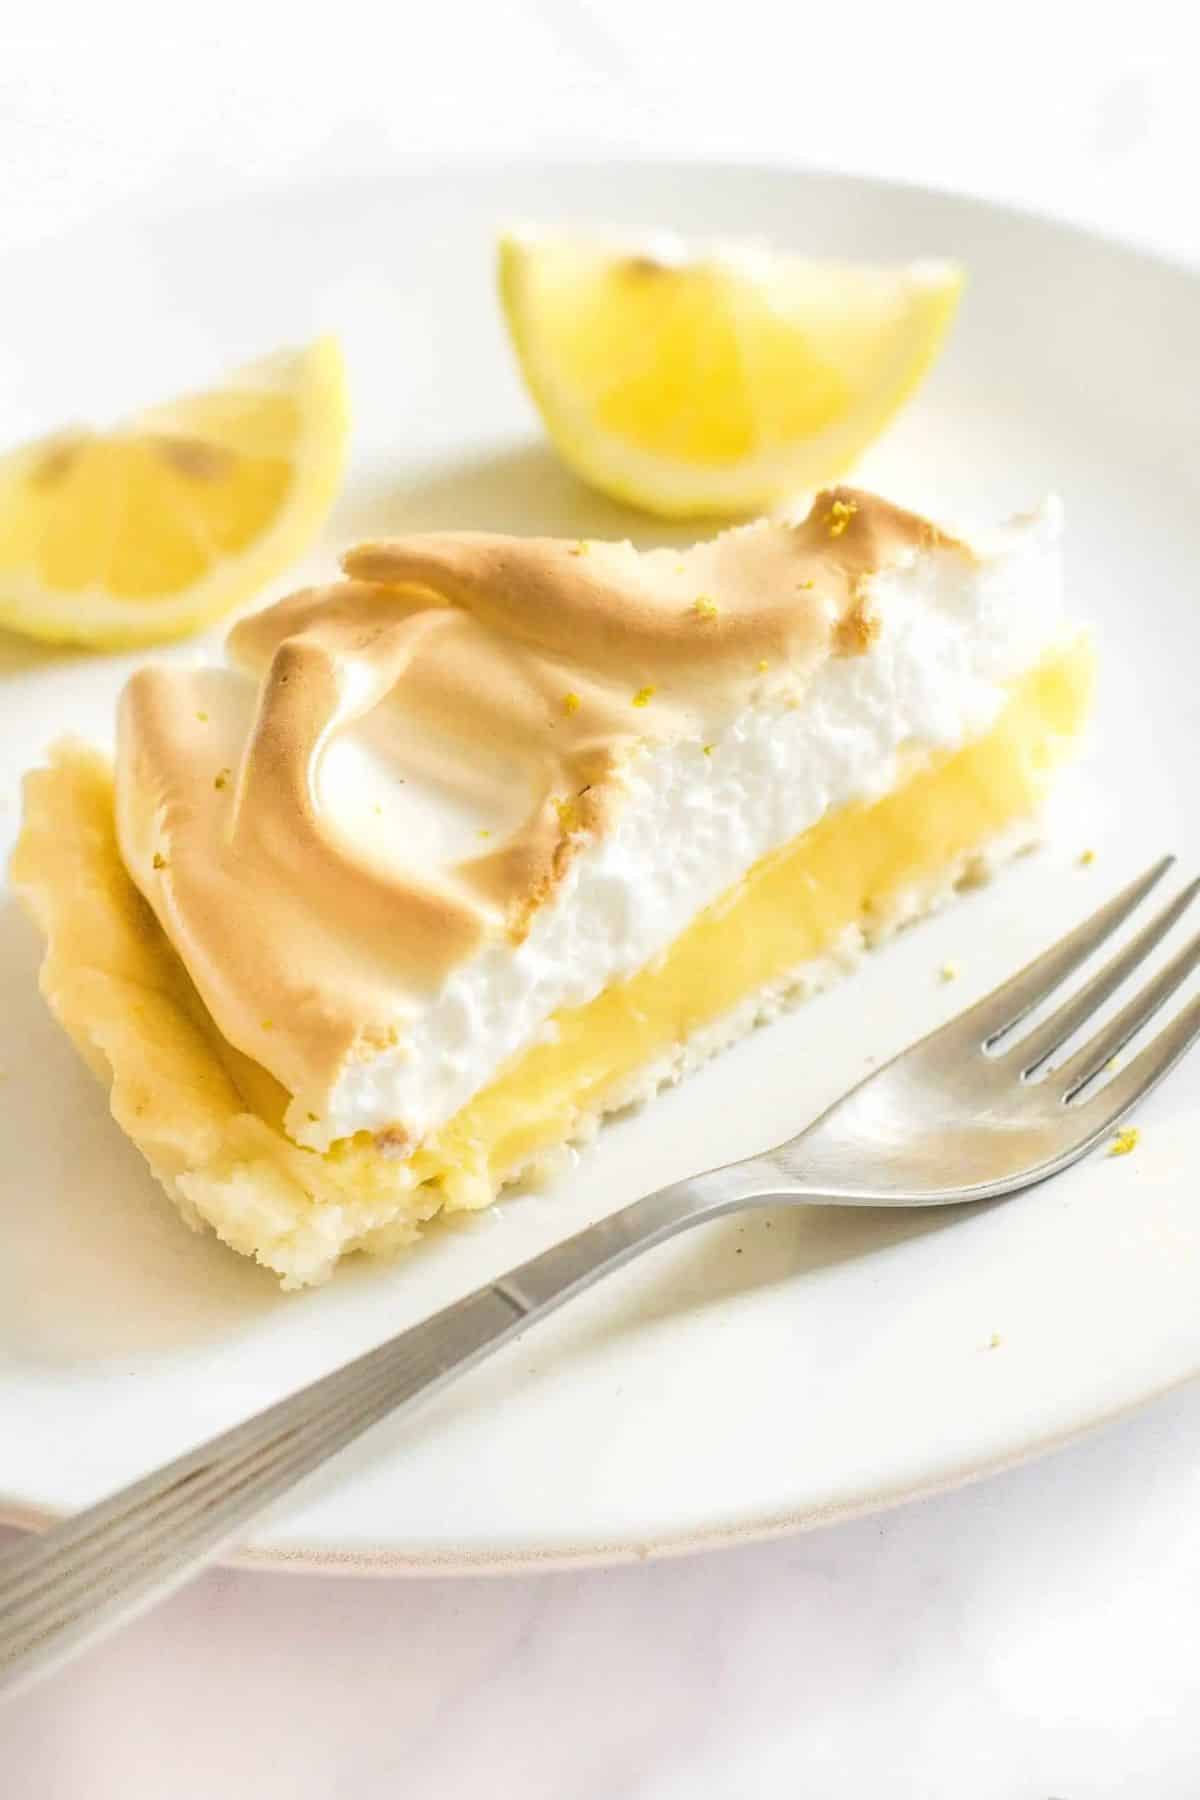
[195,710,209,723]
[692,595,719,620]
[702,744,714,757]
[1109,1127,1139,1157]
[214,767,232,791]
[827,498,858,537]
[939,959,962,982]
[1079,848,1096,866]
[797,578,815,591]
[554,796,582,832]
[632,685,655,708]
[562,691,581,715]
[152,852,167,871]
[568,541,589,557]
[757,658,769,673]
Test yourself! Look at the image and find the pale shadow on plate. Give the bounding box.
[0,898,285,1365]
[330,440,720,548]
[554,1198,974,1358]
[287,1178,976,1514]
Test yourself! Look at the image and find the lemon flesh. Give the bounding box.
[499,232,963,519]
[0,336,348,648]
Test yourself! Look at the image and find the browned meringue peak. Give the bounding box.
[339,485,961,684]
[116,487,966,1107]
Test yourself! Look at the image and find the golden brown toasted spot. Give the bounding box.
[833,591,882,657]
[375,1125,412,1157]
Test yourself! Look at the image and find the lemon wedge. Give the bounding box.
[0,336,348,648]
[498,230,963,519]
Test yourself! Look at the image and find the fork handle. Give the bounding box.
[0,1162,765,1697]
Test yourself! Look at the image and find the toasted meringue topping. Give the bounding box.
[115,487,986,1130]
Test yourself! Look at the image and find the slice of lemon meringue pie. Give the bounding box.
[13,487,1092,1286]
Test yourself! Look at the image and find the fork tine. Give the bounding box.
[1014,877,1200,1076]
[1055,928,1200,1099]
[1070,994,1200,1127]
[955,856,1175,1049]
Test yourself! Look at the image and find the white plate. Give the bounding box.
[1,160,1197,1572]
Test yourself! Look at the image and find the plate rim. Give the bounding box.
[7,146,1197,286]
[1,1366,1193,1577]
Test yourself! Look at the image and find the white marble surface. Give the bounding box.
[5,1384,1200,1795]
[2,2,1199,1792]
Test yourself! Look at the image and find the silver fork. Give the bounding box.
[3,856,1199,1697]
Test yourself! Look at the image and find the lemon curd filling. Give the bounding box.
[13,638,1091,1286]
